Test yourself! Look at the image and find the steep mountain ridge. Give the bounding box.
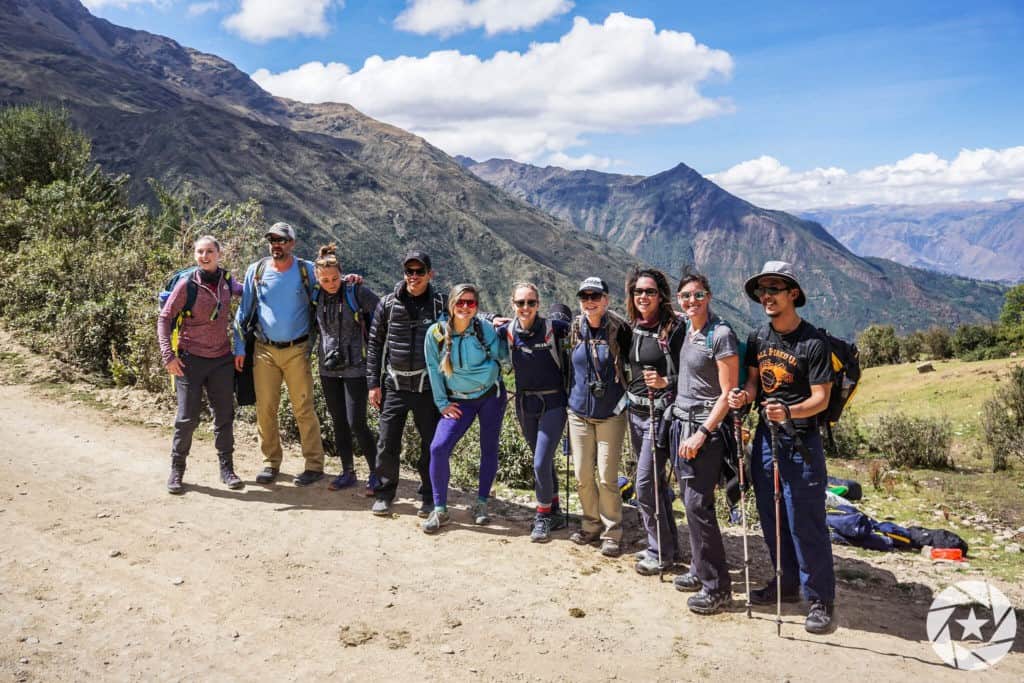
[468,158,1005,336]
[0,0,633,308]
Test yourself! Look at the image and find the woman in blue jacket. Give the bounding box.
[500,282,570,543]
[423,283,508,534]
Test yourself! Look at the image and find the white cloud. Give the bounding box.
[253,13,732,162]
[547,152,614,170]
[187,1,221,17]
[395,0,572,37]
[709,147,1024,210]
[224,0,340,42]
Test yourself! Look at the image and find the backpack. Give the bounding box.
[506,318,564,371]
[818,329,861,454]
[158,266,231,354]
[684,315,748,388]
[568,310,628,387]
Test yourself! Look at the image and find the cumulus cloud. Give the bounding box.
[253,13,732,162]
[547,152,615,170]
[395,0,572,37]
[187,1,221,17]
[224,0,340,42]
[709,147,1024,210]
[83,0,167,8]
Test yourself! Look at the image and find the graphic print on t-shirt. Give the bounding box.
[757,346,797,394]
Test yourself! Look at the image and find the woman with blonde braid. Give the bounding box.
[422,284,508,534]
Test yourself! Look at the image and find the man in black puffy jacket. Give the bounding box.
[366,251,447,517]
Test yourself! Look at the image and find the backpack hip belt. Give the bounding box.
[387,366,429,393]
[626,390,674,411]
[667,402,715,423]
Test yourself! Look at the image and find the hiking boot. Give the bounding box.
[472,500,491,526]
[549,512,568,531]
[166,456,186,495]
[255,467,278,485]
[635,553,673,576]
[328,470,358,491]
[749,580,801,606]
[422,508,451,534]
[371,498,391,516]
[673,572,701,593]
[570,529,600,546]
[688,588,733,615]
[530,515,553,543]
[805,601,837,635]
[600,539,622,558]
[294,470,324,487]
[218,453,243,490]
[418,501,434,519]
[363,473,381,497]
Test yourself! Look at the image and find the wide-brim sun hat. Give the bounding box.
[744,260,806,307]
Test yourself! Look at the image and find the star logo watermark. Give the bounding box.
[927,580,1016,671]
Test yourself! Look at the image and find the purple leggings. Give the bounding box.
[429,386,508,507]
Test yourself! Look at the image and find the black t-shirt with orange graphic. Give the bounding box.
[744,319,833,428]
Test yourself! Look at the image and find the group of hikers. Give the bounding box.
[156,221,838,635]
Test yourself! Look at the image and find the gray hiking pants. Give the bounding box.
[171,352,235,461]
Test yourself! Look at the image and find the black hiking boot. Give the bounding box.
[805,601,837,635]
[294,470,324,487]
[749,580,801,606]
[687,588,733,615]
[166,456,186,495]
[218,453,243,490]
[673,572,701,592]
[255,467,279,485]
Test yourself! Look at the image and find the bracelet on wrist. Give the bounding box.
[698,424,712,438]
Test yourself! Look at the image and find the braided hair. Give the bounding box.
[440,283,479,377]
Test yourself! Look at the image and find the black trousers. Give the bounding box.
[171,353,235,461]
[321,375,376,473]
[374,388,438,503]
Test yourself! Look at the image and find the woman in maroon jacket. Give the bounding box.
[157,235,243,494]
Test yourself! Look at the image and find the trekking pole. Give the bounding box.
[563,423,571,529]
[766,399,783,637]
[646,367,663,582]
[731,390,751,619]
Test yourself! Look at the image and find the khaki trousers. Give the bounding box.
[567,410,626,541]
[253,341,324,471]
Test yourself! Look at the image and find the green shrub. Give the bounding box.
[980,365,1024,472]
[857,324,900,368]
[872,412,953,469]
[823,412,865,459]
[952,323,998,359]
[922,326,953,360]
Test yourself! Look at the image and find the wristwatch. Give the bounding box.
[698,424,713,437]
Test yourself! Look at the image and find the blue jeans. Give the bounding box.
[750,423,835,603]
[514,393,566,508]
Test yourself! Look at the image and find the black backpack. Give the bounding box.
[818,329,861,454]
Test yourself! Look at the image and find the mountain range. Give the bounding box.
[0,0,1007,337]
[465,158,1005,336]
[802,202,1024,283]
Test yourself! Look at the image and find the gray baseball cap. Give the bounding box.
[744,260,806,307]
[265,222,296,241]
[576,276,609,295]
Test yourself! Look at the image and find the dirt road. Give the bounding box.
[1,383,1021,681]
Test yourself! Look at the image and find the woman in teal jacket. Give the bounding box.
[422,283,508,534]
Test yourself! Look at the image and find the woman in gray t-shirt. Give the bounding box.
[668,268,739,616]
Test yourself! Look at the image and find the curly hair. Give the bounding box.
[625,267,675,340]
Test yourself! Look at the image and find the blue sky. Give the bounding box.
[83,0,1024,208]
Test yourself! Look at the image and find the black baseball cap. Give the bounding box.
[402,250,432,271]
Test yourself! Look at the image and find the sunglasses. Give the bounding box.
[454,299,478,309]
[404,267,427,276]
[577,292,605,302]
[754,286,790,298]
[678,290,708,301]
[267,236,290,245]
[513,299,539,308]
[632,287,659,297]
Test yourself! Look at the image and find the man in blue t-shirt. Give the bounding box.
[728,261,837,636]
[234,222,325,487]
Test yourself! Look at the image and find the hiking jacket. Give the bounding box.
[315,283,380,379]
[567,312,632,419]
[158,268,242,364]
[424,317,506,410]
[366,281,448,392]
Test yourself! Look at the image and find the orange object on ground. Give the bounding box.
[931,548,964,561]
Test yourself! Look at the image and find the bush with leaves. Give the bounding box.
[980,365,1024,472]
[822,412,865,459]
[872,412,952,470]
[922,326,953,360]
[857,324,901,368]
